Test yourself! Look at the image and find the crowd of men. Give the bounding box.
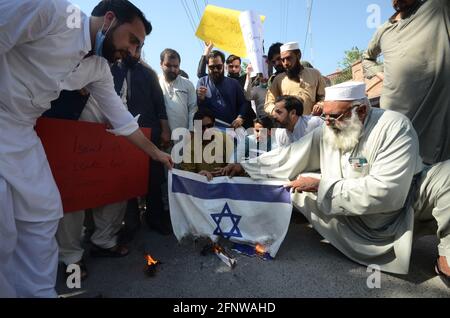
[0,0,449,297]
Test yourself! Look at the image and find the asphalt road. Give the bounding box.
[56,217,450,298]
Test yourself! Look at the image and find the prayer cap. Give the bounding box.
[280,42,300,53]
[325,81,367,101]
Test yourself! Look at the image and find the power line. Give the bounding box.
[284,0,290,42]
[182,0,198,27]
[303,0,314,54]
[181,0,203,51]
[193,0,202,21]
[280,0,285,41]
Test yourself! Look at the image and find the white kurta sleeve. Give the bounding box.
[0,0,59,55]
[242,128,321,180]
[317,119,421,216]
[85,62,139,136]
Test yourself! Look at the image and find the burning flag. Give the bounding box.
[168,169,292,258]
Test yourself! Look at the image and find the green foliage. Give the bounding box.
[332,46,364,85]
[241,61,248,76]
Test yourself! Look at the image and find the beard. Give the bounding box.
[323,111,364,153]
[274,65,285,74]
[210,71,225,84]
[164,71,178,82]
[102,27,123,63]
[275,117,289,129]
[286,62,302,80]
[228,72,240,79]
[122,54,139,69]
[392,0,417,12]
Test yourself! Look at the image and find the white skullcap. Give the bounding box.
[280,42,300,53]
[325,81,367,101]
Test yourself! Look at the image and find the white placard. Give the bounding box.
[239,10,265,77]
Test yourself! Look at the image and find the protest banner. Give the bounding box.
[196,5,265,58]
[36,117,150,213]
[239,10,266,77]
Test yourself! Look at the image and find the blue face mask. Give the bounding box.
[94,18,116,57]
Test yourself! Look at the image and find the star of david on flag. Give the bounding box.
[211,203,242,239]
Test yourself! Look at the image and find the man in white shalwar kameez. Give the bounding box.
[221,82,450,281]
[0,0,172,297]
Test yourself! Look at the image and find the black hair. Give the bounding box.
[194,109,216,123]
[268,42,283,61]
[207,50,226,64]
[226,55,241,65]
[275,96,304,116]
[179,70,189,79]
[92,0,152,35]
[160,48,181,64]
[254,117,274,130]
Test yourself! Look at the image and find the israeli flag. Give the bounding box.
[168,169,292,257]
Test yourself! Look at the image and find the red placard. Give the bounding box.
[36,117,151,213]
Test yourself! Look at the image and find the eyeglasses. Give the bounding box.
[208,64,223,71]
[320,104,361,123]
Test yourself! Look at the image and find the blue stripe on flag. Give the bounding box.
[172,173,291,204]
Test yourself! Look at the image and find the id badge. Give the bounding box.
[349,157,368,169]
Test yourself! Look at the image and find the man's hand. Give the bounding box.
[284,176,320,193]
[246,64,254,79]
[154,150,174,170]
[312,102,324,116]
[204,41,214,56]
[197,86,208,102]
[215,164,244,178]
[231,117,244,129]
[199,170,214,181]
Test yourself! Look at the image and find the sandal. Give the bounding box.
[435,259,450,287]
[90,244,130,258]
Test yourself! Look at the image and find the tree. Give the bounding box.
[332,47,364,85]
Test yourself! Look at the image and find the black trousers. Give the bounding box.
[123,128,166,231]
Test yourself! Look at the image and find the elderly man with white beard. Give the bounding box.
[219,81,450,282]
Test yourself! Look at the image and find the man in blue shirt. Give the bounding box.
[197,51,252,129]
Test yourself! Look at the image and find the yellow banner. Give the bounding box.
[195,5,265,58]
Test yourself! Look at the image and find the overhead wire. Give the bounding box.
[193,0,202,21]
[280,0,285,41]
[284,0,290,42]
[303,0,314,54]
[181,0,203,51]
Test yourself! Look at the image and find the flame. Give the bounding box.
[145,254,158,266]
[213,244,223,254]
[255,244,266,255]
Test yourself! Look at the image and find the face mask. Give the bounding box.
[94,18,116,57]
